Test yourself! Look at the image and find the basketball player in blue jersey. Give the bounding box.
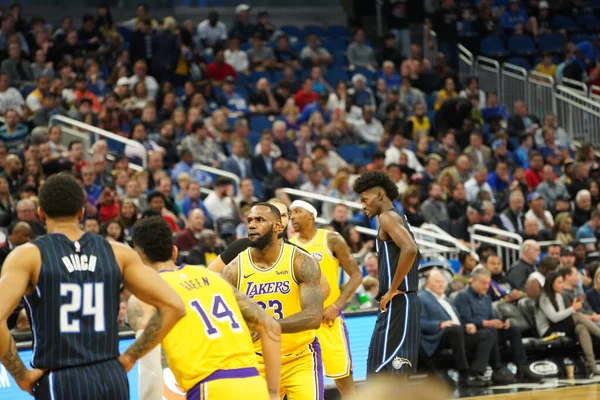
[353,171,421,378]
[0,173,186,398]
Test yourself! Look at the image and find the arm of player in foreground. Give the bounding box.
[0,245,45,395]
[116,243,186,371]
[127,296,163,400]
[325,232,362,320]
[378,212,419,311]
[232,287,281,399]
[278,250,323,333]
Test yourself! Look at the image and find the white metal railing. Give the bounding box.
[49,115,148,168]
[424,27,438,67]
[591,85,600,102]
[277,188,363,210]
[527,71,556,120]
[555,85,600,143]
[458,44,474,84]
[475,56,501,96]
[190,163,241,187]
[469,224,523,269]
[561,77,588,95]
[501,62,528,113]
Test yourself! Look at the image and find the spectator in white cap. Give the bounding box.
[351,73,375,108]
[230,4,254,42]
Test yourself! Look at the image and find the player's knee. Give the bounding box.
[335,375,355,394]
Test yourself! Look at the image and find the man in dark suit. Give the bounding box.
[419,268,495,387]
[251,132,276,183]
[0,42,34,89]
[222,138,253,179]
[0,221,32,271]
[129,18,154,66]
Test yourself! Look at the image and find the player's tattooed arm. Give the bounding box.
[278,250,323,333]
[126,296,155,332]
[327,231,363,308]
[3,336,26,380]
[221,257,240,288]
[124,310,163,360]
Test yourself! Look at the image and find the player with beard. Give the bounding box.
[221,202,325,400]
[208,198,330,298]
[353,171,421,378]
[289,200,362,398]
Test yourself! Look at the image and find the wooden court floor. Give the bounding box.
[464,384,600,400]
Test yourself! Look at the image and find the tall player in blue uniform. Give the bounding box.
[353,171,421,378]
[0,173,186,398]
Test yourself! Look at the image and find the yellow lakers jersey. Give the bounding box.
[237,243,315,356]
[290,229,340,309]
[159,265,258,391]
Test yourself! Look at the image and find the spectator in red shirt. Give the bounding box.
[294,77,319,111]
[66,140,89,174]
[524,150,544,190]
[146,191,179,232]
[204,48,237,85]
[96,185,120,222]
[73,75,102,113]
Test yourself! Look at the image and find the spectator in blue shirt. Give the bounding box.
[482,91,509,123]
[179,180,212,221]
[217,75,249,117]
[298,92,331,124]
[540,127,567,175]
[272,120,298,162]
[487,160,512,193]
[455,267,538,383]
[380,60,400,90]
[515,132,533,169]
[0,109,29,152]
[576,210,600,240]
[81,165,102,203]
[170,148,214,188]
[501,0,530,34]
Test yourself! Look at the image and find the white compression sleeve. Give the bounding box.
[136,329,163,400]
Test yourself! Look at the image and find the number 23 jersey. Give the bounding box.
[237,243,316,356]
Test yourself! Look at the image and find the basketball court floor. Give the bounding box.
[460,378,600,399]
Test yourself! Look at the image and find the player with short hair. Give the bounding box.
[289,200,362,397]
[353,171,421,377]
[221,202,325,400]
[128,216,282,400]
[0,173,186,398]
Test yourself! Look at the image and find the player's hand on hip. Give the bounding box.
[379,289,404,312]
[118,353,136,373]
[322,305,339,324]
[17,368,46,395]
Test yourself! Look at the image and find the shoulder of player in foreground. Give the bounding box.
[4,243,40,263]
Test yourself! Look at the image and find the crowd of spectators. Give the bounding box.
[0,0,600,386]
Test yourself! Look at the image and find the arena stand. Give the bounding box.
[2,0,600,396]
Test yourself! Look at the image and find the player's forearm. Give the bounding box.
[278,308,322,333]
[334,272,363,309]
[123,308,182,362]
[258,319,281,397]
[0,326,28,381]
[389,245,418,293]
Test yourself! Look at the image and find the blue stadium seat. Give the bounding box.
[325,70,349,86]
[241,41,252,51]
[235,86,249,100]
[227,117,239,128]
[303,25,326,38]
[537,33,566,53]
[571,33,593,43]
[249,71,272,84]
[337,145,368,166]
[508,35,538,56]
[272,71,285,83]
[332,52,348,68]
[552,16,579,32]
[236,73,248,86]
[363,144,377,160]
[507,57,532,70]
[117,26,131,43]
[174,86,185,98]
[300,69,312,79]
[426,110,436,125]
[252,179,264,199]
[249,116,272,132]
[479,36,508,57]
[426,94,437,110]
[292,41,306,54]
[577,15,600,32]
[280,25,303,39]
[326,25,351,39]
[323,39,347,54]
[247,131,262,148]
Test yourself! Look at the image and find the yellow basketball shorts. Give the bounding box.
[256,337,324,400]
[186,367,268,400]
[317,314,353,379]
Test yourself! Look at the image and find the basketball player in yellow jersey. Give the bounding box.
[127,216,282,400]
[221,202,325,400]
[289,200,363,397]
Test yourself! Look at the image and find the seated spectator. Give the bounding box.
[384,133,422,172]
[353,106,383,145]
[463,131,492,170]
[264,160,301,201]
[405,102,430,141]
[501,0,530,35]
[174,209,206,253]
[434,77,458,111]
[310,65,332,95]
[535,271,600,375]
[350,74,376,108]
[400,44,431,76]
[483,252,523,303]
[499,190,525,233]
[568,163,590,203]
[1,42,34,88]
[347,27,377,70]
[324,108,355,147]
[487,160,512,200]
[417,154,442,198]
[455,267,534,383]
[525,254,559,299]
[247,32,276,71]
[146,191,179,232]
[0,73,25,117]
[312,143,349,179]
[508,100,539,139]
[0,221,32,269]
[128,60,158,100]
[525,191,554,230]
[577,210,600,240]
[420,182,450,230]
[25,76,50,113]
[553,212,575,246]
[222,138,253,180]
[521,215,552,242]
[540,128,568,174]
[0,109,29,152]
[465,166,495,203]
[459,77,486,110]
[299,92,330,124]
[299,167,327,196]
[537,164,568,212]
[272,120,298,162]
[197,10,228,50]
[225,36,249,74]
[329,203,352,233]
[534,53,557,79]
[322,171,357,220]
[249,78,279,115]
[514,132,533,169]
[507,240,541,291]
[229,4,255,42]
[560,265,598,320]
[217,76,249,117]
[274,34,299,70]
[449,251,479,293]
[398,78,425,113]
[586,268,600,314]
[294,77,319,111]
[379,60,400,90]
[96,185,120,223]
[524,151,544,190]
[124,124,161,161]
[182,120,225,167]
[187,230,222,266]
[482,91,509,123]
[204,48,237,85]
[419,268,496,387]
[73,75,101,113]
[252,132,277,183]
[235,178,259,210]
[300,33,332,73]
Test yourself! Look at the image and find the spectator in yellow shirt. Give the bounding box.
[534,53,556,79]
[434,76,458,111]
